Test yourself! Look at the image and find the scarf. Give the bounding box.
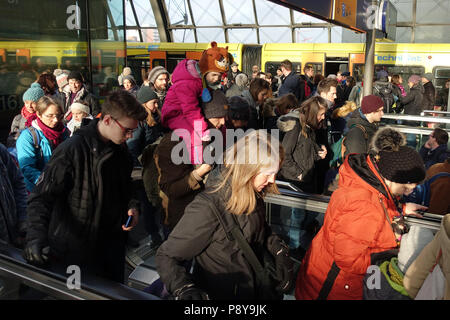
[22,106,37,127]
[398,84,407,97]
[36,117,66,149]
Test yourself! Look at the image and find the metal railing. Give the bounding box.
[421,110,450,116]
[265,181,443,231]
[0,242,159,300]
[382,113,450,124]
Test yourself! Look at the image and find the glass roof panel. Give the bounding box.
[259,27,292,43]
[125,0,138,26]
[172,28,196,42]
[190,0,223,26]
[255,0,290,25]
[294,28,328,43]
[223,0,254,24]
[197,27,225,42]
[228,28,258,44]
[165,0,192,26]
[131,0,157,27]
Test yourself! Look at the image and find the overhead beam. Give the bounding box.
[149,0,171,42]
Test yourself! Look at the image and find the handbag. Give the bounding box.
[415,249,445,300]
[198,193,282,300]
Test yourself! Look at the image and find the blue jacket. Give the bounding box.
[0,143,28,243]
[126,115,163,167]
[419,144,450,170]
[278,71,305,103]
[16,125,70,191]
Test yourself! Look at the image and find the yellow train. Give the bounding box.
[133,42,450,91]
[2,40,450,94]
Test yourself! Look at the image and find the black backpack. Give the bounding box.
[373,82,395,113]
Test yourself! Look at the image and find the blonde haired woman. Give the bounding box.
[155,130,293,300]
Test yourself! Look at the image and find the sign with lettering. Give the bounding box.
[333,0,357,28]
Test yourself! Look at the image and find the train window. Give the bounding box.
[352,64,425,83]
[61,56,87,70]
[433,66,450,90]
[152,59,166,69]
[265,61,301,77]
[435,67,450,79]
[31,56,57,65]
[305,63,323,75]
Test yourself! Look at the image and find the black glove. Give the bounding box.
[23,240,50,266]
[174,284,209,300]
[18,221,28,238]
[274,241,294,294]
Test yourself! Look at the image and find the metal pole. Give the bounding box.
[363,1,378,97]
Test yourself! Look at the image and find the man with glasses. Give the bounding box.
[419,128,450,169]
[24,90,147,283]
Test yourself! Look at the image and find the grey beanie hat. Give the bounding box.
[202,90,229,119]
[137,86,158,104]
[148,66,169,84]
[123,74,136,85]
[422,73,433,81]
[235,73,248,88]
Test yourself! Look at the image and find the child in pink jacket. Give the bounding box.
[161,42,229,164]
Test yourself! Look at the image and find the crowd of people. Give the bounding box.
[0,41,449,301]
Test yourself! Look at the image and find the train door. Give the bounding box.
[149,51,167,70]
[301,53,325,76]
[127,55,150,86]
[186,51,202,61]
[242,46,262,76]
[16,49,30,65]
[0,49,5,63]
[325,56,348,77]
[349,53,365,82]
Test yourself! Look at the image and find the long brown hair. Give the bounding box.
[275,93,298,115]
[213,130,284,215]
[249,77,271,102]
[298,96,328,138]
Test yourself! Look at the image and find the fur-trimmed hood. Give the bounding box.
[276,109,300,132]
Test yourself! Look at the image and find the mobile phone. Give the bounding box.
[125,215,132,228]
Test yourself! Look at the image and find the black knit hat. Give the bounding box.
[137,86,158,104]
[202,90,228,119]
[228,96,250,121]
[373,127,426,184]
[68,70,83,82]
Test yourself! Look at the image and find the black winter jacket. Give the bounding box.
[422,81,436,111]
[400,83,424,116]
[63,86,100,117]
[26,119,138,268]
[155,166,284,300]
[277,110,321,189]
[419,144,450,170]
[343,109,378,157]
[278,72,305,103]
[0,143,27,244]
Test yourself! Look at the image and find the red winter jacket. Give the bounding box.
[295,154,399,300]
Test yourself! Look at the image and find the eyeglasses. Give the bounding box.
[42,113,62,120]
[112,117,136,135]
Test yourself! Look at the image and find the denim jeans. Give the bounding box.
[288,207,318,250]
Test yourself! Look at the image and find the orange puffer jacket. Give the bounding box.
[295,154,399,300]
